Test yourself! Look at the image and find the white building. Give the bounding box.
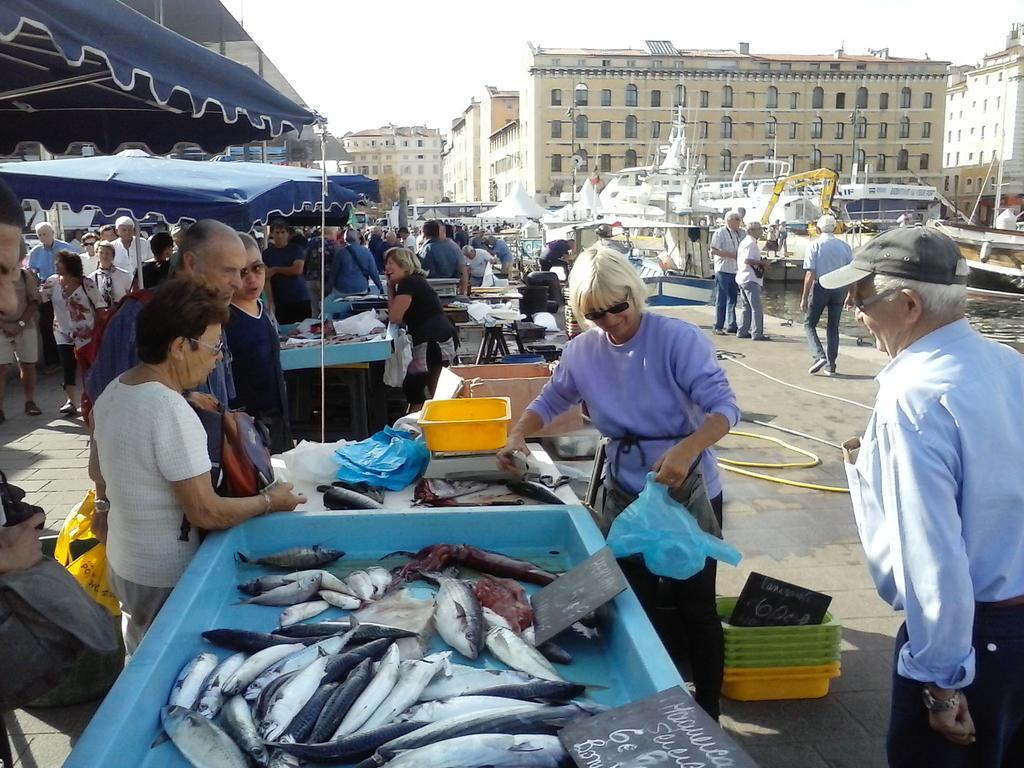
[341,126,444,204]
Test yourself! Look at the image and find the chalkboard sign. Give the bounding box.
[728,571,832,627]
[559,686,758,768]
[531,547,627,645]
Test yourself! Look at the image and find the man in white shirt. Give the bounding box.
[111,216,152,288]
[735,221,771,341]
[89,241,132,306]
[709,210,744,335]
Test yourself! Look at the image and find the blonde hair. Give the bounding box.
[569,246,647,325]
[384,246,425,277]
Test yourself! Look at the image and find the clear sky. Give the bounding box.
[220,0,1024,136]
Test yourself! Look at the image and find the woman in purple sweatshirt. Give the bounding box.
[498,246,740,720]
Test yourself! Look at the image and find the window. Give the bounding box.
[600,154,612,172]
[946,152,951,165]
[699,90,709,108]
[981,126,985,138]
[601,89,612,106]
[835,122,845,139]
[880,92,889,110]
[600,120,611,139]
[551,89,562,106]
[899,117,910,139]
[625,115,638,139]
[855,116,867,139]
[856,148,866,167]
[979,151,984,164]
[602,59,611,67]
[551,121,562,138]
[836,92,846,109]
[625,84,638,107]
[856,87,868,109]
[767,86,778,109]
[947,130,952,142]
[921,121,931,138]
[944,177,950,191]
[810,117,822,139]
[811,147,822,167]
[789,122,798,139]
[651,89,661,107]
[919,153,929,170]
[765,117,777,138]
[923,92,933,108]
[856,63,866,71]
[956,151,960,164]
[699,121,708,138]
[759,62,770,70]
[897,149,908,170]
[577,149,588,171]
[790,92,798,109]
[900,86,911,109]
[834,154,843,171]
[957,129,962,140]
[811,62,821,70]
[417,139,423,147]
[701,154,708,170]
[829,62,840,70]
[650,121,661,138]
[625,149,637,166]
[720,150,732,172]
[781,62,792,70]
[673,84,686,107]
[721,116,732,138]
[722,85,733,107]
[812,87,824,109]
[983,99,987,110]
[575,114,588,138]
[877,154,886,171]
[574,84,588,106]
[967,177,973,187]
[877,121,887,139]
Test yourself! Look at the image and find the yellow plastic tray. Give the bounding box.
[722,662,841,701]
[419,397,512,453]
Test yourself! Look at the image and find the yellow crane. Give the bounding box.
[760,168,842,234]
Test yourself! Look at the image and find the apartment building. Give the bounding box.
[341,126,443,203]
[443,88,521,202]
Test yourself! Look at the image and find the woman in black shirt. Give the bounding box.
[384,247,455,409]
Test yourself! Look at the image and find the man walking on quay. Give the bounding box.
[801,214,853,375]
[830,227,1024,768]
[710,210,743,335]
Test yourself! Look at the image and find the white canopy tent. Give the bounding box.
[479,183,548,220]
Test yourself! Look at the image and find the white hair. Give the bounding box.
[873,273,966,322]
[746,221,763,234]
[462,245,476,257]
[34,221,53,234]
[817,214,837,233]
[725,210,743,222]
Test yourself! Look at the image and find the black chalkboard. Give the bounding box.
[531,547,628,645]
[559,686,758,768]
[728,571,832,627]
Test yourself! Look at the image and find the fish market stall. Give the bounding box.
[66,506,685,767]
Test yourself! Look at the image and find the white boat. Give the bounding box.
[931,211,1024,297]
[840,181,940,225]
[690,158,824,226]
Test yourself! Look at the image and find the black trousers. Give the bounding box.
[38,301,58,366]
[0,712,13,768]
[57,344,77,387]
[402,341,445,408]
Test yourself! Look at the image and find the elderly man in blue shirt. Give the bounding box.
[829,227,1024,768]
[27,221,68,369]
[801,214,853,376]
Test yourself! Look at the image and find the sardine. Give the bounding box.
[267,749,301,768]
[485,625,563,682]
[168,652,219,710]
[236,545,345,569]
[345,570,376,601]
[244,633,352,701]
[320,484,384,510]
[268,722,423,762]
[380,733,567,768]
[240,574,322,606]
[361,652,450,731]
[398,695,548,723]
[221,695,270,768]
[160,704,248,768]
[332,643,401,738]
[322,638,393,684]
[319,589,362,610]
[261,652,332,741]
[281,681,338,743]
[196,652,246,719]
[366,566,393,599]
[430,574,484,660]
[418,666,535,701]
[222,643,304,697]
[309,657,374,743]
[278,599,331,628]
[536,640,573,666]
[203,628,295,654]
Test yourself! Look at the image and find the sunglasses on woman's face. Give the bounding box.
[240,263,266,278]
[584,301,630,322]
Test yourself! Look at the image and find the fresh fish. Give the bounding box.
[160,705,248,768]
[244,633,352,701]
[319,589,362,610]
[472,576,534,633]
[392,544,558,586]
[320,484,384,510]
[168,652,219,710]
[238,573,298,596]
[281,681,338,743]
[309,658,374,743]
[485,625,563,682]
[221,695,271,768]
[380,733,568,768]
[345,570,376,601]
[268,722,423,763]
[430,574,484,660]
[278,599,331,627]
[361,652,450,731]
[505,478,566,505]
[365,566,393,599]
[353,589,435,635]
[255,569,354,596]
[472,679,587,702]
[240,574,322,606]
[222,643,304,696]
[418,666,535,701]
[255,671,297,722]
[347,621,418,644]
[236,545,345,569]
[398,696,548,723]
[203,629,299,654]
[261,652,332,741]
[196,652,246,719]
[308,570,357,595]
[322,638,393,684]
[332,643,401,738]
[267,750,301,768]
[274,620,352,639]
[536,640,573,666]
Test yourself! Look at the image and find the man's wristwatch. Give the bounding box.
[16,320,25,328]
[94,498,111,514]
[922,686,960,712]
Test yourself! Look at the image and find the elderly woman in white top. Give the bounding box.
[88,279,305,653]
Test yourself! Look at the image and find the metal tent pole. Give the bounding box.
[317,121,328,443]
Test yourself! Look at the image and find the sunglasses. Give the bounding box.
[187,337,225,356]
[240,263,266,277]
[584,301,630,322]
[853,287,899,312]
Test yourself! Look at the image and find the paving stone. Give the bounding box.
[827,589,896,620]
[11,731,76,768]
[814,737,890,768]
[830,649,895,693]
[720,697,869,743]
[833,691,891,737]
[733,742,831,768]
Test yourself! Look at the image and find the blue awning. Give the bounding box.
[0,0,319,154]
[0,154,361,230]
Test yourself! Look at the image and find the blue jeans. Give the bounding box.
[887,605,1024,768]
[714,271,738,331]
[804,283,845,367]
[737,282,764,338]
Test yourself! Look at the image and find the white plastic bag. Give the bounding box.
[481,263,495,287]
[280,440,349,485]
[333,310,385,337]
[384,329,413,387]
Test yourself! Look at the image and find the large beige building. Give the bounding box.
[443,100,482,202]
[341,126,443,204]
[443,87,521,202]
[520,41,949,206]
[943,24,1024,220]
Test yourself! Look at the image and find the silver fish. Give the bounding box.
[319,589,362,610]
[399,695,547,723]
[237,573,297,596]
[331,643,401,738]
[345,570,376,601]
[299,569,355,595]
[240,574,322,606]
[308,657,375,743]
[418,666,535,701]
[485,625,563,682]
[260,652,332,741]
[365,566,393,599]
[278,600,331,628]
[321,484,384,510]
[244,633,351,701]
[221,695,270,768]
[431,575,484,660]
[267,750,301,768]
[160,705,248,768]
[361,652,450,731]
[381,733,568,768]
[196,652,246,719]
[222,643,304,697]
[168,652,219,710]
[236,545,345,569]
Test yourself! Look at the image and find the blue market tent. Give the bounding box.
[0,0,318,154]
[0,153,361,230]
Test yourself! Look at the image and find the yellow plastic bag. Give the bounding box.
[54,490,121,616]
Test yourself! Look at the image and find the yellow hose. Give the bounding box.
[717,430,850,494]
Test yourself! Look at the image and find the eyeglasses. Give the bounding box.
[187,337,225,356]
[584,301,630,322]
[240,263,266,277]
[853,287,900,312]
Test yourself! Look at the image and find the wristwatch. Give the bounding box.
[922,686,960,712]
[16,320,25,328]
[94,498,111,514]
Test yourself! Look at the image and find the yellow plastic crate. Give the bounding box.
[419,397,512,453]
[722,662,841,701]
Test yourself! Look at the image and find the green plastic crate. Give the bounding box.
[718,597,842,640]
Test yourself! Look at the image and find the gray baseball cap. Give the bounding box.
[819,226,968,289]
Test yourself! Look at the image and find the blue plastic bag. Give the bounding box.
[607,473,742,580]
[334,427,430,491]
